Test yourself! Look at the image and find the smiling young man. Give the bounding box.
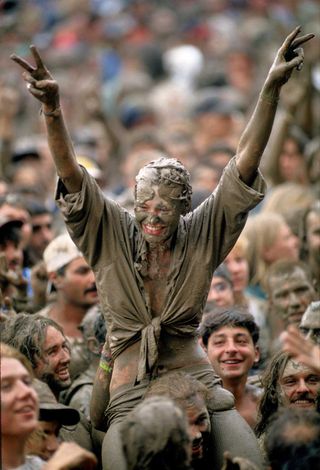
[11,26,314,470]
[199,308,261,428]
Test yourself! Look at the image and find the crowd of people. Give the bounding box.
[1,1,320,469]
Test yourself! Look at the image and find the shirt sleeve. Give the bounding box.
[55,166,131,269]
[186,156,266,269]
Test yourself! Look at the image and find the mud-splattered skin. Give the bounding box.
[111,169,209,392]
[269,267,316,326]
[299,302,320,344]
[134,176,183,317]
[278,359,320,409]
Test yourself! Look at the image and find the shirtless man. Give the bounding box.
[199,309,262,428]
[11,27,314,470]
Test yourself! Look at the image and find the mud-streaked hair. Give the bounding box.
[255,351,291,437]
[1,314,68,369]
[145,370,209,411]
[121,396,192,470]
[135,157,192,215]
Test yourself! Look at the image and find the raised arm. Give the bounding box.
[10,46,83,193]
[236,26,314,185]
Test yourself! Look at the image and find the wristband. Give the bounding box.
[40,106,61,117]
[99,361,113,374]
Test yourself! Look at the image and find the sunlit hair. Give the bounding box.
[261,183,315,217]
[243,212,295,286]
[135,157,193,215]
[227,233,249,259]
[255,351,291,437]
[0,342,34,376]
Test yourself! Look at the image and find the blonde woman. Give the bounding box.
[224,235,266,324]
[243,212,300,300]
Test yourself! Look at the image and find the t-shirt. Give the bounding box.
[56,157,266,381]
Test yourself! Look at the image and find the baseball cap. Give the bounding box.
[43,233,82,273]
[33,379,80,426]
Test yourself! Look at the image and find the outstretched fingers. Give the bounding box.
[282,28,315,60]
[291,33,315,49]
[30,45,45,70]
[280,25,302,53]
[10,53,35,73]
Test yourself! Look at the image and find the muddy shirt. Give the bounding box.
[62,364,96,420]
[56,157,265,381]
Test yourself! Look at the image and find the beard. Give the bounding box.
[40,371,71,394]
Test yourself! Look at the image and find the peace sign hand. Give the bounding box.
[267,26,314,87]
[11,45,59,109]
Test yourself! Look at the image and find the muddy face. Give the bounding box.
[134,177,184,244]
[185,398,210,461]
[278,359,320,409]
[269,268,316,326]
[299,302,320,344]
[34,326,71,392]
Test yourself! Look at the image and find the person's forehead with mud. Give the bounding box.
[277,358,320,410]
[134,158,192,244]
[299,301,320,345]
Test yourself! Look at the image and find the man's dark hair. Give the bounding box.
[0,225,21,248]
[255,351,291,437]
[1,313,66,369]
[265,408,320,470]
[198,308,260,348]
[27,200,52,217]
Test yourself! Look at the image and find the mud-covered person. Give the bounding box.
[11,27,314,470]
